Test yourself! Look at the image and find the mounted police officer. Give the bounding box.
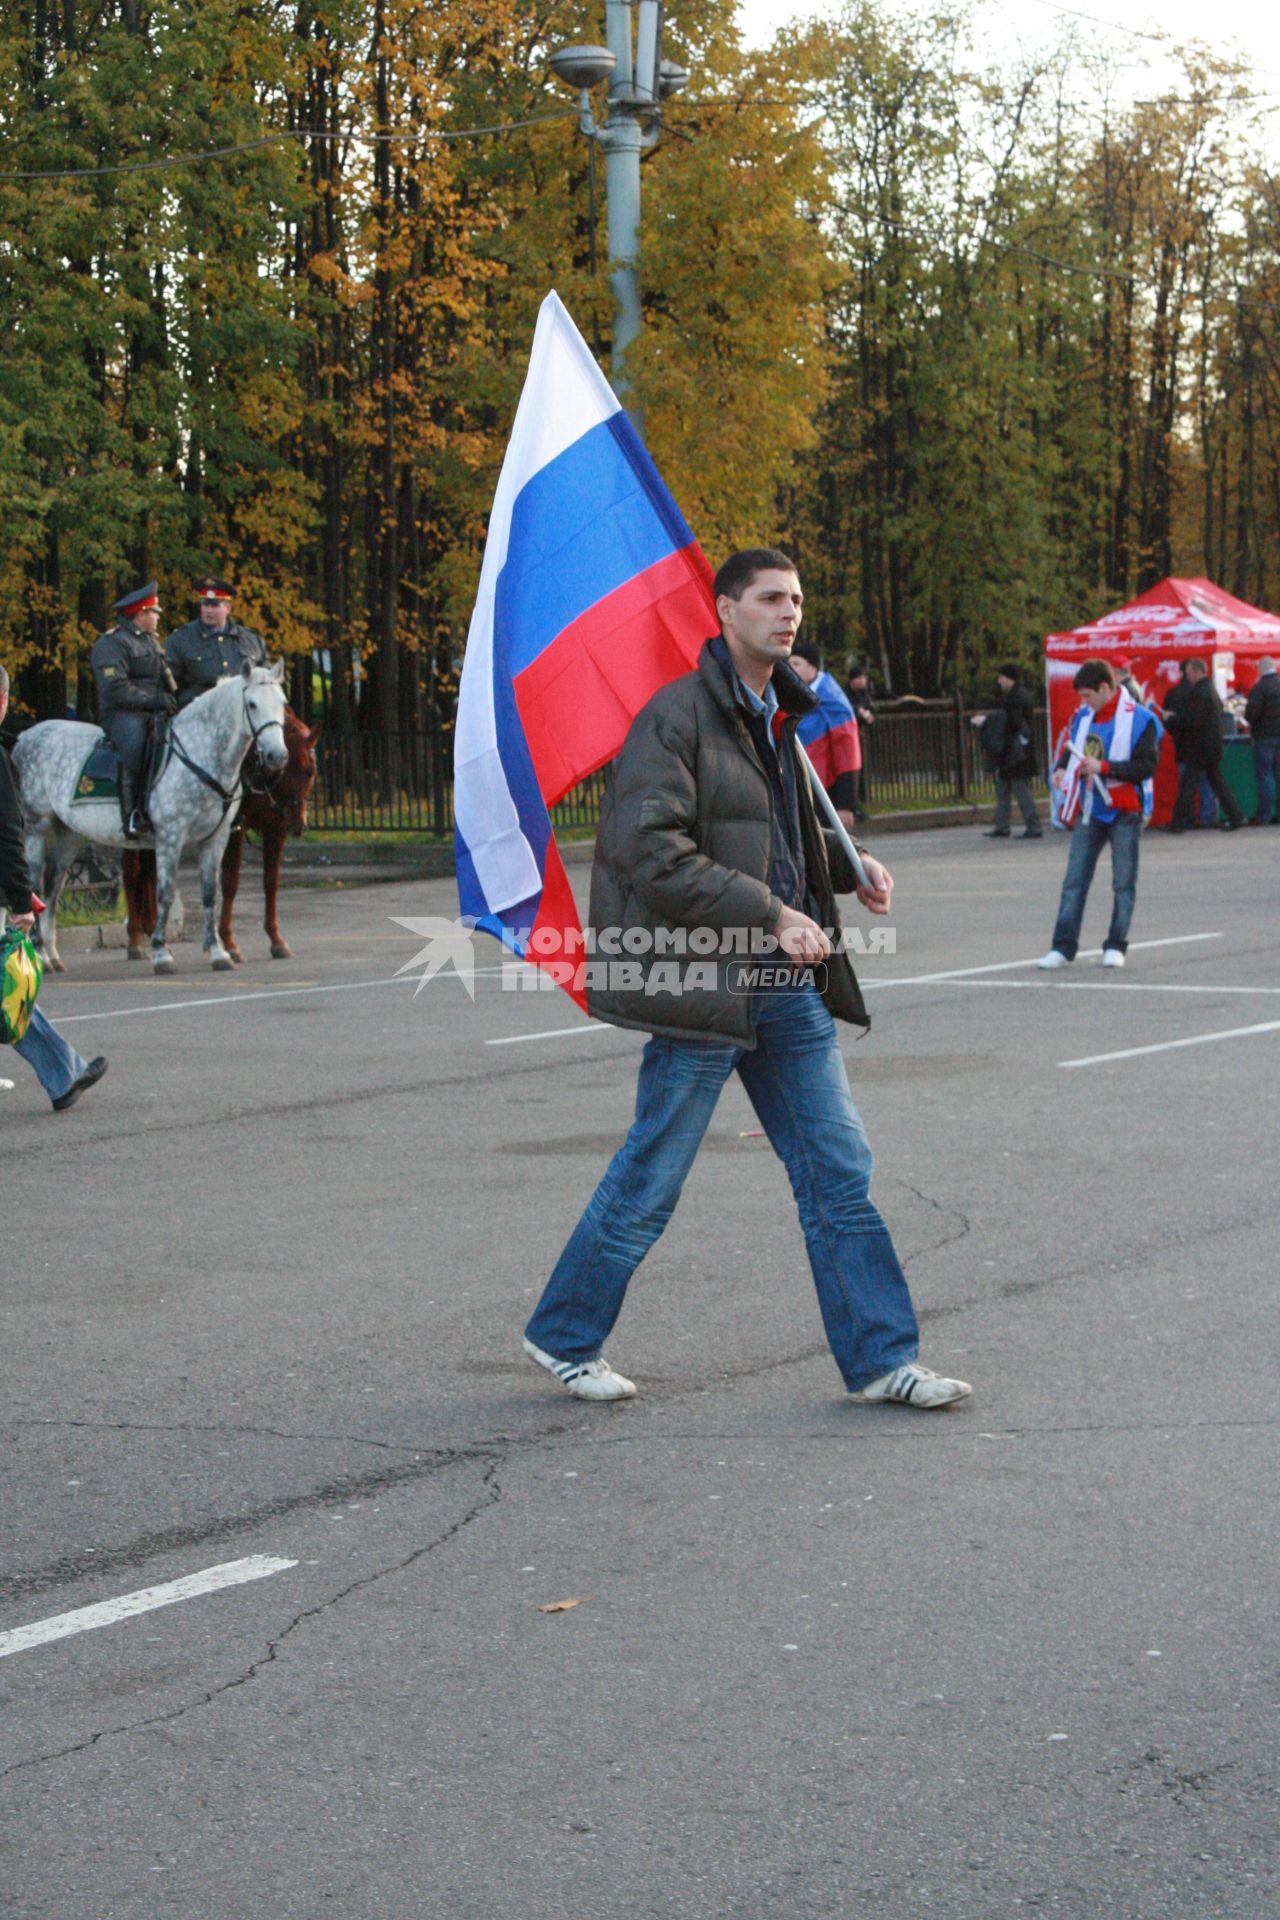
[90,582,178,839]
[166,575,267,709]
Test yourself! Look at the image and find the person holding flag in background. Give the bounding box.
[788,637,862,829]
[453,294,972,1413]
[1038,658,1162,972]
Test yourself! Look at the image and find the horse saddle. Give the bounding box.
[72,738,121,802]
[71,726,170,803]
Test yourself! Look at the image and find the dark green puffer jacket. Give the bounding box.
[585,638,870,1046]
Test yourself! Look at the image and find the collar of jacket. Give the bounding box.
[699,634,819,723]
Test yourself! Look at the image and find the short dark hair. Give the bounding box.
[1184,655,1207,675]
[713,548,798,602]
[996,662,1021,683]
[791,638,823,670]
[1073,659,1115,692]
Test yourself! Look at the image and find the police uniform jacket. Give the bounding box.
[166,618,267,708]
[91,620,176,772]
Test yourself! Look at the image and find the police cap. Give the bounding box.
[112,581,161,617]
[192,574,233,602]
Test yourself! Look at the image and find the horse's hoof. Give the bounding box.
[210,954,234,972]
[153,954,175,976]
[270,942,293,960]
[228,948,246,966]
[127,945,146,963]
[48,954,66,975]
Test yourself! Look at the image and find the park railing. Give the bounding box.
[309,723,609,835]
[858,695,1050,810]
[307,698,1049,835]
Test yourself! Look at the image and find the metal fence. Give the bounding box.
[310,725,609,834]
[859,697,1050,810]
[308,701,1048,834]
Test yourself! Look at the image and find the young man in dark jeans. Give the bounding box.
[1038,658,1161,972]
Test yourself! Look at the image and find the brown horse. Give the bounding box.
[122,709,320,964]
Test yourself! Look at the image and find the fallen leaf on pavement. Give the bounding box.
[538,1596,590,1614]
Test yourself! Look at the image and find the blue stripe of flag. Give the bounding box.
[494,413,697,680]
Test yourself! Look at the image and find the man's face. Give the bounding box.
[1079,681,1113,713]
[789,654,819,686]
[200,598,230,630]
[996,673,1014,693]
[1185,661,1206,684]
[136,607,161,635]
[717,568,803,678]
[0,686,8,727]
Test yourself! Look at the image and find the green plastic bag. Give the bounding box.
[1,925,43,1044]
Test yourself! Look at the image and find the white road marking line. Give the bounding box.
[902,980,1280,996]
[486,1022,615,1046]
[1060,1020,1280,1069]
[862,931,1222,989]
[51,967,510,1025]
[0,1555,297,1660]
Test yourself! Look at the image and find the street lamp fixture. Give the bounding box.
[548,2,686,419]
[548,45,616,92]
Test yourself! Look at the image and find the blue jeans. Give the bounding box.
[12,1003,88,1103]
[1253,736,1280,821]
[1050,814,1141,959]
[524,984,920,1391]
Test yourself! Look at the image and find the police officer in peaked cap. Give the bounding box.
[165,574,268,710]
[90,582,179,838]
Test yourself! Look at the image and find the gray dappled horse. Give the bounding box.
[14,662,288,974]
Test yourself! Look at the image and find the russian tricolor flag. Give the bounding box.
[454,292,715,1001]
[796,672,861,815]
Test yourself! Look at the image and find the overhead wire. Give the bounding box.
[3,82,1280,314]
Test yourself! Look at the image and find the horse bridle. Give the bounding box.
[167,684,286,816]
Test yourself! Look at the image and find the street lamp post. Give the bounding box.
[550,3,689,422]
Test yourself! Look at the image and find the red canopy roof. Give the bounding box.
[1046,577,1280,657]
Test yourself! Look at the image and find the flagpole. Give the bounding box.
[797,742,872,894]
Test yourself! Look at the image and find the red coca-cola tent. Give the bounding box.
[1044,577,1280,824]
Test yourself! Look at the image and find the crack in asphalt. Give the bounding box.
[24,1042,640,1160]
[0,1456,504,1783]
[893,1176,973,1261]
[0,1444,502,1607]
[9,1415,414,1452]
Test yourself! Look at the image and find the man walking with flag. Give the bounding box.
[1038,658,1162,971]
[451,295,969,1412]
[521,548,972,1411]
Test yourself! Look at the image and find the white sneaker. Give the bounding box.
[1102,948,1125,969]
[1036,950,1071,970]
[523,1337,636,1401]
[851,1362,972,1409]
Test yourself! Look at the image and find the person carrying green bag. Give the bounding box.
[1,664,107,1111]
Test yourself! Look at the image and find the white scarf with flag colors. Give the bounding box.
[1060,686,1155,824]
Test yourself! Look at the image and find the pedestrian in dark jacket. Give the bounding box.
[976,665,1042,838]
[843,661,874,819]
[522,549,972,1413]
[1244,655,1280,824]
[0,664,107,1110]
[1170,658,1244,831]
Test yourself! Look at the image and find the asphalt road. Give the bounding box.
[2,823,1276,1919]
